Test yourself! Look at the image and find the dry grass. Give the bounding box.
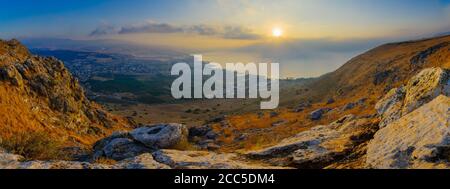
[0,131,67,160]
[92,157,117,165]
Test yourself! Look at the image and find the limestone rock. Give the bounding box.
[247,115,378,168]
[310,108,327,120]
[0,150,169,169]
[367,95,450,169]
[189,125,213,138]
[102,138,151,161]
[375,68,449,127]
[93,124,189,160]
[114,153,171,169]
[402,68,450,114]
[0,149,23,168]
[0,64,24,87]
[17,160,112,169]
[130,123,188,149]
[152,149,285,169]
[375,87,406,128]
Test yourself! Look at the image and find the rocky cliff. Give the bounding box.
[0,39,130,157]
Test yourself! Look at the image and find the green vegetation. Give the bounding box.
[87,74,175,104]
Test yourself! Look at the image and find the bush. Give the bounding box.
[0,131,66,160]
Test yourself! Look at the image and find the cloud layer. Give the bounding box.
[90,22,262,40]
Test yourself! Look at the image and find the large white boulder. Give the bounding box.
[130,123,188,149]
[247,115,378,168]
[402,68,450,114]
[93,123,189,160]
[367,95,450,169]
[375,68,449,127]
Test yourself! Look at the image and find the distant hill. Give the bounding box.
[282,35,450,106]
[21,38,188,61]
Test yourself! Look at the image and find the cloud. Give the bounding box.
[185,25,218,36]
[119,22,183,34]
[89,24,118,37]
[90,21,261,40]
[221,26,262,40]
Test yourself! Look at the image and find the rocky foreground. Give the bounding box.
[1,66,448,169]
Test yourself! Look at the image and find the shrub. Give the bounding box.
[0,131,66,160]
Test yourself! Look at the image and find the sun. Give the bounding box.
[272,27,283,38]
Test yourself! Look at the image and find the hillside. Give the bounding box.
[0,39,131,159]
[286,35,450,105]
[212,35,450,152]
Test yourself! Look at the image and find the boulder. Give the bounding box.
[375,87,406,128]
[247,115,379,168]
[130,123,188,149]
[367,95,450,169]
[375,68,449,127]
[152,149,286,169]
[402,68,450,115]
[0,64,24,87]
[310,109,325,120]
[113,153,171,169]
[326,98,335,104]
[342,102,356,111]
[93,124,189,160]
[188,125,213,138]
[102,138,151,161]
[0,149,23,168]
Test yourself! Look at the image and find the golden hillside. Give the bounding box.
[215,35,450,152]
[290,35,450,104]
[0,39,131,159]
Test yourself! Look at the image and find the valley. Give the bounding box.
[1,34,449,169]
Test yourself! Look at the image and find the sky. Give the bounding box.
[1,0,450,77]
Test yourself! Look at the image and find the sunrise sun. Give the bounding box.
[272,27,283,37]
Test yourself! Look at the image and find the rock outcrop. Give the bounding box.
[0,39,129,148]
[402,68,450,114]
[93,124,188,160]
[375,87,406,128]
[130,123,188,149]
[410,42,450,65]
[247,115,379,168]
[309,108,332,121]
[376,68,450,128]
[367,95,450,169]
[152,149,285,169]
[0,149,169,169]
